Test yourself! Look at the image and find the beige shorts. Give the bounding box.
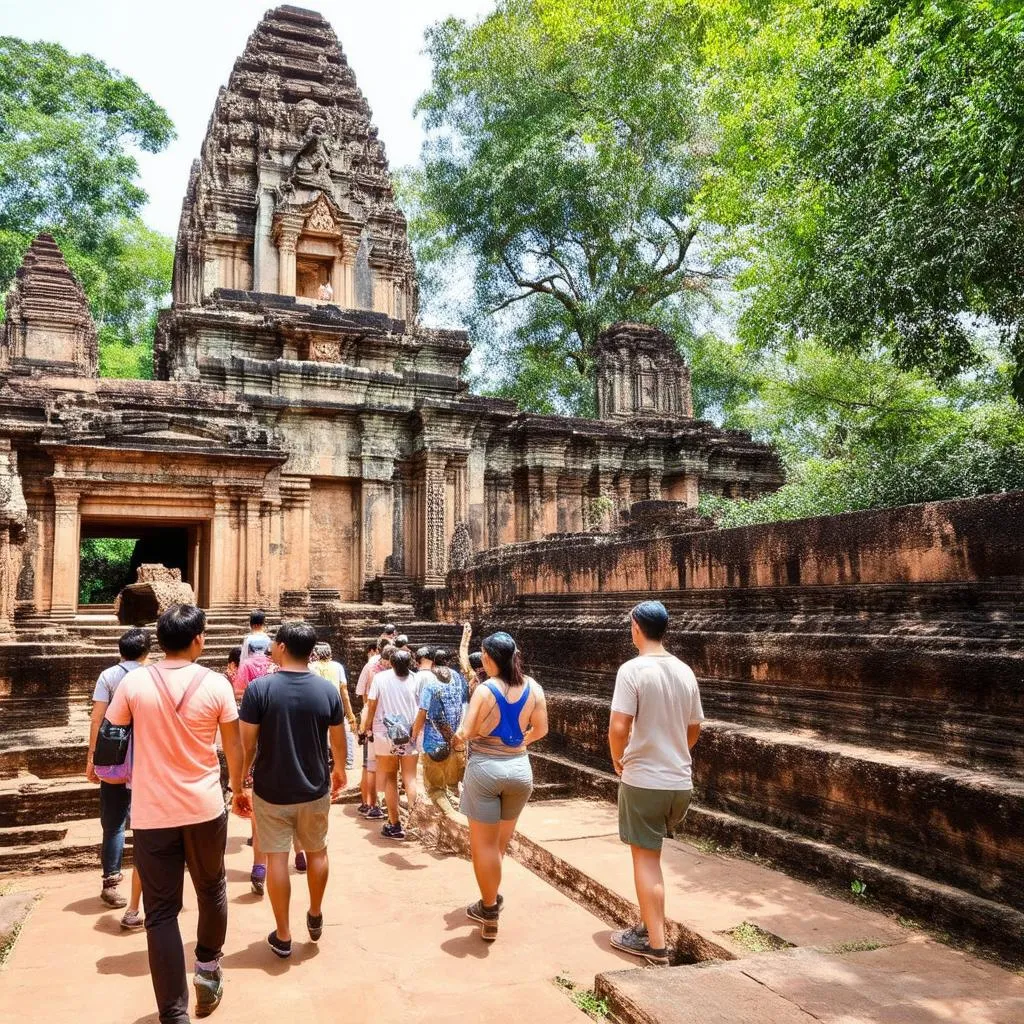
[253,793,330,854]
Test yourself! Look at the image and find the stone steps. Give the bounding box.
[527,749,1024,962]
[0,776,98,828]
[541,691,1024,908]
[0,817,131,874]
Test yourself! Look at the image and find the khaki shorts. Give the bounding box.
[253,793,330,854]
[423,746,467,794]
[618,783,691,851]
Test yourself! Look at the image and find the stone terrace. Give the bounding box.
[439,491,1024,961]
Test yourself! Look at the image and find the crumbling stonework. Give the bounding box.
[0,234,97,378]
[114,564,196,625]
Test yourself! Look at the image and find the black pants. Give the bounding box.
[133,813,228,1024]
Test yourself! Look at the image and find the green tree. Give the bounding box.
[410,0,726,416]
[698,0,1024,399]
[0,36,175,376]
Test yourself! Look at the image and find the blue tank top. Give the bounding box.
[483,680,531,747]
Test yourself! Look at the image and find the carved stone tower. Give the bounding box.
[0,234,98,378]
[170,4,417,318]
[594,322,693,421]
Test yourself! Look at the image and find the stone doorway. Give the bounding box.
[77,519,209,609]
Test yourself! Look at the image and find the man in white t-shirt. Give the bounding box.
[607,600,704,966]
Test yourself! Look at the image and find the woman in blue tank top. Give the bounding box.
[454,631,548,941]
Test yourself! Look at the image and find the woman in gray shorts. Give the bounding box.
[455,631,548,941]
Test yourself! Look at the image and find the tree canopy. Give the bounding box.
[0,37,175,377]
[698,0,1024,397]
[410,0,727,415]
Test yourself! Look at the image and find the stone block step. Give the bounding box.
[0,816,131,874]
[541,693,1024,909]
[594,940,1024,1024]
[527,749,1024,962]
[0,777,99,828]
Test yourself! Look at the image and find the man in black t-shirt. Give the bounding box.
[239,621,347,959]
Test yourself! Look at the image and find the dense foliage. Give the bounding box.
[701,0,1024,399]
[0,37,174,377]
[78,538,136,605]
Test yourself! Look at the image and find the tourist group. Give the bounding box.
[85,599,703,1023]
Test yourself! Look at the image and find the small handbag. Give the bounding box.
[93,719,133,782]
[383,713,412,747]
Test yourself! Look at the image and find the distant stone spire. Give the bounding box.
[1,233,98,377]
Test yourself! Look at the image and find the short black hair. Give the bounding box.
[377,636,390,654]
[631,600,669,641]
[250,609,266,628]
[118,628,151,662]
[391,648,413,677]
[275,621,318,661]
[227,646,242,668]
[416,645,433,662]
[382,623,396,635]
[432,648,450,667]
[395,634,409,648]
[157,604,207,654]
[469,652,483,670]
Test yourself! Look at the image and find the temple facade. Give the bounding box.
[0,5,781,628]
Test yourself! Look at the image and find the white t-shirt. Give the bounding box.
[367,668,418,740]
[610,653,705,790]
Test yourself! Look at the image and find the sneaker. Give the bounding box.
[120,909,144,930]
[381,822,406,841]
[364,806,385,820]
[610,927,669,966]
[466,899,500,942]
[357,803,370,815]
[268,930,292,959]
[294,851,307,872]
[194,965,223,1018]
[250,864,266,896]
[100,879,127,909]
[307,911,323,942]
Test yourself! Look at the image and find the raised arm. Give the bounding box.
[458,621,473,678]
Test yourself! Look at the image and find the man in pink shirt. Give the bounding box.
[107,604,249,1023]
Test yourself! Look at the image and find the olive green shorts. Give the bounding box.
[618,783,692,851]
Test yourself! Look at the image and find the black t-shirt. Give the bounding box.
[239,670,343,805]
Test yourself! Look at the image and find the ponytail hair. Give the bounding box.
[481,631,525,689]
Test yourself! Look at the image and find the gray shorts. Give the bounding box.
[460,752,533,824]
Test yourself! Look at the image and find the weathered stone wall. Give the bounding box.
[437,491,1024,944]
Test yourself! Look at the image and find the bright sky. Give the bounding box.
[0,0,493,238]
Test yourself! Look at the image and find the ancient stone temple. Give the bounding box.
[0,4,781,622]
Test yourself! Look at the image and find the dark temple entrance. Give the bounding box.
[77,520,209,608]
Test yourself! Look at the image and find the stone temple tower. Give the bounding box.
[168,4,417,319]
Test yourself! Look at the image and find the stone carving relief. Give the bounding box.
[288,115,335,193]
[426,464,447,577]
[448,521,472,572]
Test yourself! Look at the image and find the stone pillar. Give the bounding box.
[280,478,312,599]
[360,478,393,586]
[209,489,233,606]
[244,494,261,605]
[390,471,406,575]
[273,215,304,297]
[422,453,448,586]
[50,482,81,616]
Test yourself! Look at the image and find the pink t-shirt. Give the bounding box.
[234,652,274,699]
[107,660,238,830]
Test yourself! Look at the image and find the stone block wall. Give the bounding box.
[437,492,1024,949]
